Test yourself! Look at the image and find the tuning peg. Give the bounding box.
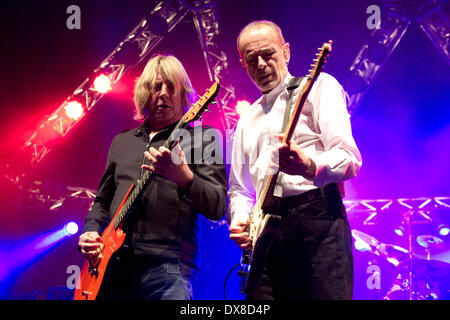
[197,115,202,121]
[204,108,210,112]
[210,101,217,105]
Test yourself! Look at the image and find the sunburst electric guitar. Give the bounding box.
[240,41,332,291]
[74,82,220,300]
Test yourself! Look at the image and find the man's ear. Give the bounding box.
[283,42,290,63]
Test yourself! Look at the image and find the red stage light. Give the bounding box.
[65,101,84,121]
[93,73,112,94]
[235,100,251,115]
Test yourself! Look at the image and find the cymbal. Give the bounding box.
[352,229,410,266]
[417,235,445,250]
[352,229,380,247]
[377,243,409,266]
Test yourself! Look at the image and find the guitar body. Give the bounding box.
[244,207,282,295]
[74,184,133,300]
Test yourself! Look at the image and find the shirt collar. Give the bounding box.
[261,72,293,112]
[134,119,179,138]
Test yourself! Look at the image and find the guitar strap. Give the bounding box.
[273,76,304,198]
[245,76,304,297]
[282,76,304,132]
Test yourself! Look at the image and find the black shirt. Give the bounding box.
[81,120,227,267]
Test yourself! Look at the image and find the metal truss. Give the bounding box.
[190,0,238,130]
[7,0,237,212]
[344,196,450,225]
[345,0,450,115]
[13,0,238,184]
[20,0,191,169]
[417,1,450,65]
[18,181,96,214]
[199,195,450,231]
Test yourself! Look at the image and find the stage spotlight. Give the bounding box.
[354,239,371,252]
[93,73,112,94]
[0,222,80,283]
[235,100,251,115]
[64,222,79,236]
[394,226,405,237]
[64,101,84,121]
[438,224,450,236]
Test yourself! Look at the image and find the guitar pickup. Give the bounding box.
[88,265,98,276]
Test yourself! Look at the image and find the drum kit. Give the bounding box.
[352,217,450,300]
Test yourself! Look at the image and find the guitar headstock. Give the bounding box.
[183,82,220,124]
[307,40,332,81]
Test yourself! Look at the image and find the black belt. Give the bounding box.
[278,183,344,217]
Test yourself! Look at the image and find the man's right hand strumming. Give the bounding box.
[78,231,104,267]
[229,217,252,250]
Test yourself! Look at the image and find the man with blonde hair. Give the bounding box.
[78,54,227,300]
[228,20,362,300]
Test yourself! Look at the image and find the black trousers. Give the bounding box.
[247,183,353,300]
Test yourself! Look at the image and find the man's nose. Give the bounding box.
[159,84,169,99]
[257,55,267,69]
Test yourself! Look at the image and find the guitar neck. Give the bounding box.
[259,74,322,210]
[113,118,187,229]
[259,171,280,210]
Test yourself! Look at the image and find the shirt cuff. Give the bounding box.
[178,173,197,206]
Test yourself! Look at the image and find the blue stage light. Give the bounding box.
[0,222,79,284]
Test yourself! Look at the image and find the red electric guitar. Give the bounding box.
[74,82,220,300]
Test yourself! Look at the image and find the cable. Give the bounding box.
[223,262,240,300]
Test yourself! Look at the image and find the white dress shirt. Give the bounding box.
[227,72,362,225]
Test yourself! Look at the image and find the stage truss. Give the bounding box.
[344,0,449,115]
[1,0,448,220]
